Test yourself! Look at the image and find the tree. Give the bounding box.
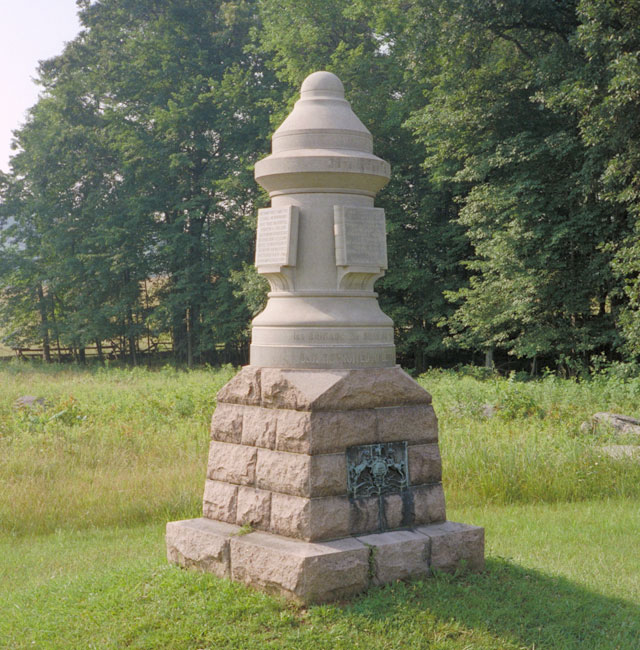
[403,0,625,368]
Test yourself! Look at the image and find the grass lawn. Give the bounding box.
[2,501,638,649]
[1,363,639,648]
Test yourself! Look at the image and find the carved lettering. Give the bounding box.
[255,207,299,268]
[334,206,387,269]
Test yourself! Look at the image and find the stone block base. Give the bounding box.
[166,517,484,604]
[167,366,484,603]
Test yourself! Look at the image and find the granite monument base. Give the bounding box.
[166,366,484,604]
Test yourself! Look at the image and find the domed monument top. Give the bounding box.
[251,71,394,369]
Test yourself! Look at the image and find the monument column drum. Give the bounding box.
[166,72,484,604]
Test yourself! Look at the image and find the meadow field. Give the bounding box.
[1,362,639,649]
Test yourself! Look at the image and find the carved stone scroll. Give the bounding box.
[255,206,299,291]
[334,206,387,290]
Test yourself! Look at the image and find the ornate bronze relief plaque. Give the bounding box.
[346,442,409,499]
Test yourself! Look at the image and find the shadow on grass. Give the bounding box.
[341,557,640,649]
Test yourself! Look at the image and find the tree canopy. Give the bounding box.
[1,0,639,372]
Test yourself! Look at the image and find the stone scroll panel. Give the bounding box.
[334,206,387,269]
[255,206,299,271]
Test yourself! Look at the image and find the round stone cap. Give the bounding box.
[300,71,345,98]
[255,71,390,195]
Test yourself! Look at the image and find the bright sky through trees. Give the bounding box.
[0,0,81,172]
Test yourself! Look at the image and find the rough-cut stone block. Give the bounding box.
[348,496,381,535]
[255,367,431,411]
[216,366,262,406]
[230,531,369,603]
[236,486,272,530]
[413,483,446,525]
[270,493,350,541]
[358,530,430,585]
[210,403,244,444]
[408,443,442,484]
[275,409,377,455]
[330,409,377,452]
[261,368,346,410]
[417,521,485,573]
[314,367,432,410]
[255,448,309,496]
[376,405,438,445]
[202,479,238,524]
[383,491,417,530]
[242,407,277,449]
[275,409,314,453]
[310,453,347,496]
[166,518,236,578]
[255,449,347,497]
[207,441,257,486]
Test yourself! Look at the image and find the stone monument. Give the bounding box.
[166,71,484,603]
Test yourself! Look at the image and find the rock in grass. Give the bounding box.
[14,395,51,410]
[582,412,640,436]
[600,445,640,460]
[482,404,498,418]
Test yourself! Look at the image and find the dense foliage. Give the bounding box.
[1,0,639,370]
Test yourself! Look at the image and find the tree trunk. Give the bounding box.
[484,347,494,369]
[95,339,105,365]
[36,283,51,363]
[186,307,193,369]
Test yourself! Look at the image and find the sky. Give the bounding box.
[0,0,82,173]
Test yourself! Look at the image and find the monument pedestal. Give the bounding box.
[166,366,484,603]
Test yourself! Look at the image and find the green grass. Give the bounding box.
[419,369,640,507]
[0,362,236,535]
[1,362,639,648]
[1,501,638,649]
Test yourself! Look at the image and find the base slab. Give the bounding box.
[166,517,484,604]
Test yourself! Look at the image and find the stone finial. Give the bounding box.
[251,71,395,369]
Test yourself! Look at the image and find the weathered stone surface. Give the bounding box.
[255,449,347,497]
[348,496,381,536]
[236,487,272,530]
[215,367,432,412]
[202,480,237,524]
[261,368,347,410]
[412,483,446,525]
[216,366,262,406]
[592,412,640,435]
[408,443,442,484]
[329,409,377,453]
[417,521,485,573]
[166,518,236,578]
[310,453,347,496]
[207,441,257,486]
[210,403,244,444]
[242,407,277,449]
[376,404,438,445]
[230,531,369,603]
[382,492,414,530]
[358,530,430,585]
[270,493,350,541]
[312,368,432,410]
[275,409,314,453]
[237,367,432,411]
[275,408,377,455]
[255,449,309,496]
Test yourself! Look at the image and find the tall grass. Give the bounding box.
[1,362,235,535]
[420,369,640,507]
[2,362,639,536]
